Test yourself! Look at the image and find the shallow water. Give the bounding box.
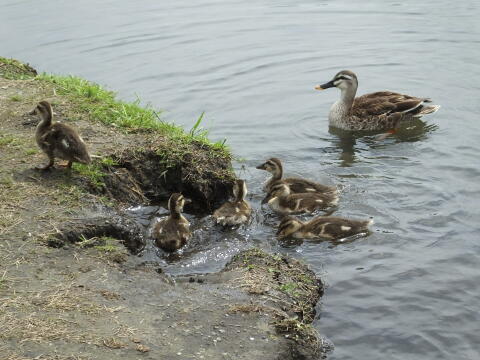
[2,0,480,358]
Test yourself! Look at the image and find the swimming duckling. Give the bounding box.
[33,101,91,170]
[153,193,191,252]
[277,215,373,240]
[213,179,252,226]
[315,70,440,132]
[267,182,338,215]
[256,157,336,194]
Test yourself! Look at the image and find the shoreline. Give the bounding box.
[0,57,327,359]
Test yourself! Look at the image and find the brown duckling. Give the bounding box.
[213,179,252,226]
[153,193,191,252]
[267,182,338,215]
[256,157,336,194]
[277,215,373,240]
[33,100,91,170]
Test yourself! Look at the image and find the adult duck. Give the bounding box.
[315,70,440,132]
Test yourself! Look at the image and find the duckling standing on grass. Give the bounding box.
[315,70,440,134]
[33,101,91,170]
[213,179,252,226]
[256,157,337,196]
[153,193,191,252]
[277,215,373,240]
[267,182,338,215]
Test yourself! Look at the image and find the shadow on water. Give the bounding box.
[327,118,438,167]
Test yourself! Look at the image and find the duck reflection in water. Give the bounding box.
[328,117,438,167]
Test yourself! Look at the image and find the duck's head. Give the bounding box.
[277,216,303,238]
[168,193,191,215]
[256,157,283,177]
[315,70,358,92]
[31,100,53,122]
[233,179,248,201]
[269,182,290,198]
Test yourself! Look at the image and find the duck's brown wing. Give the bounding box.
[213,201,251,225]
[290,193,337,212]
[353,92,429,117]
[213,202,237,219]
[238,201,252,217]
[153,218,188,252]
[45,123,91,163]
[284,178,337,194]
[307,216,371,239]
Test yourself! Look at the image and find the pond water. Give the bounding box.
[2,0,480,359]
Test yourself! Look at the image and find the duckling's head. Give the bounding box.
[168,193,191,215]
[256,157,282,176]
[31,100,53,122]
[269,182,290,198]
[233,179,248,201]
[277,216,303,238]
[315,70,358,92]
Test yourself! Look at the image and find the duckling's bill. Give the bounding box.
[256,162,267,170]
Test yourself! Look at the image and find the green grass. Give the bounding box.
[72,162,106,189]
[278,282,299,295]
[77,235,128,263]
[24,148,38,156]
[9,94,22,102]
[0,134,20,147]
[100,156,118,166]
[36,73,229,154]
[94,238,123,252]
[0,57,37,80]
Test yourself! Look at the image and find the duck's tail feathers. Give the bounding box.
[414,104,441,117]
[330,195,339,206]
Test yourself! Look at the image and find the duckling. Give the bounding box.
[256,157,336,194]
[213,179,252,226]
[267,182,338,215]
[153,193,191,252]
[33,101,91,170]
[315,70,440,132]
[277,215,373,240]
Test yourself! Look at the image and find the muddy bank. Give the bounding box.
[0,57,327,359]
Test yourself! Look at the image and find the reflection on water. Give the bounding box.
[328,118,438,167]
[2,0,480,359]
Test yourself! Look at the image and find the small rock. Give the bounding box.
[136,344,150,353]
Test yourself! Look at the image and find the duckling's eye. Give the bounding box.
[336,75,352,81]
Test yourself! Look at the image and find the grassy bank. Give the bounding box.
[1,56,228,154]
[0,56,234,211]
